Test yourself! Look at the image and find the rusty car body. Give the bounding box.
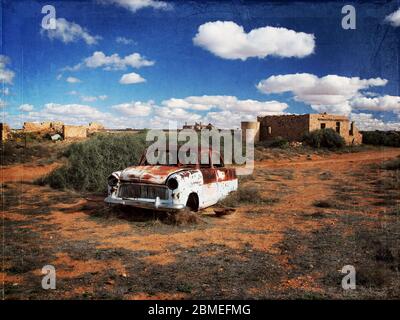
[104,147,238,211]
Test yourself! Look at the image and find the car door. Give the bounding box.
[199,150,220,207]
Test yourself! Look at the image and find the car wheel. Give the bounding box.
[186,193,199,212]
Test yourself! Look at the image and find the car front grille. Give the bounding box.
[118,183,169,200]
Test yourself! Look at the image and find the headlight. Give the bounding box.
[108,175,119,187]
[167,178,178,190]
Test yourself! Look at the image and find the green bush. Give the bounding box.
[269,136,289,148]
[255,136,289,149]
[302,128,345,149]
[362,131,400,147]
[41,132,147,192]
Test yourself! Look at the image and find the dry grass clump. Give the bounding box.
[380,156,400,170]
[220,185,279,207]
[165,209,201,226]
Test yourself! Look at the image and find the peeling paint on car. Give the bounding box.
[105,148,238,211]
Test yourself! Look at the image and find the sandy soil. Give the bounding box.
[2,148,400,299]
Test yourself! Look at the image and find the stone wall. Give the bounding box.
[257,114,310,141]
[63,125,87,139]
[23,122,52,132]
[253,113,362,145]
[87,122,105,133]
[309,114,362,145]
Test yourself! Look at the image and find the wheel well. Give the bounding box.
[186,193,199,212]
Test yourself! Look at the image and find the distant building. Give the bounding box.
[1,123,11,141]
[182,122,215,131]
[241,113,362,145]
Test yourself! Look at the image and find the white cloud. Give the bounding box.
[65,51,154,72]
[116,36,135,45]
[66,76,82,83]
[112,100,153,116]
[100,0,172,13]
[351,113,400,131]
[81,96,98,102]
[158,95,288,129]
[0,55,15,84]
[162,95,288,114]
[385,8,400,27]
[41,18,101,45]
[193,21,315,60]
[351,95,400,113]
[81,95,108,102]
[19,104,34,112]
[257,73,388,115]
[67,90,78,95]
[43,103,108,120]
[119,72,146,84]
[0,99,7,108]
[2,87,10,96]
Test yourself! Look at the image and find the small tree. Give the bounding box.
[303,128,345,149]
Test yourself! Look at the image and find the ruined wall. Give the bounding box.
[63,125,87,139]
[309,114,362,145]
[350,124,363,145]
[50,121,64,132]
[257,114,310,141]
[87,122,105,133]
[1,123,11,141]
[23,122,52,132]
[241,121,260,143]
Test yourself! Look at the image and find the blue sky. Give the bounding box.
[1,0,400,129]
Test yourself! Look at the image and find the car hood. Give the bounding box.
[119,166,185,184]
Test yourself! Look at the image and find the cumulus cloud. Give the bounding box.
[257,73,388,115]
[119,72,146,84]
[42,103,109,121]
[19,104,34,112]
[99,0,172,13]
[66,76,82,83]
[116,36,135,45]
[351,95,400,113]
[64,51,154,72]
[41,18,101,45]
[162,95,288,114]
[112,100,153,116]
[158,95,288,128]
[385,8,400,27]
[351,113,400,131]
[0,55,15,84]
[193,21,315,60]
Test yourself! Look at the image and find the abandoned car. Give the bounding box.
[104,148,238,211]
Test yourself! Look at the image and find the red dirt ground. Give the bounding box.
[2,148,400,299]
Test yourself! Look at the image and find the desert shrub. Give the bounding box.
[268,136,289,148]
[362,131,400,147]
[256,136,289,149]
[41,132,147,192]
[0,141,53,165]
[220,185,279,207]
[165,209,200,225]
[313,200,334,208]
[380,156,400,170]
[302,128,345,149]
